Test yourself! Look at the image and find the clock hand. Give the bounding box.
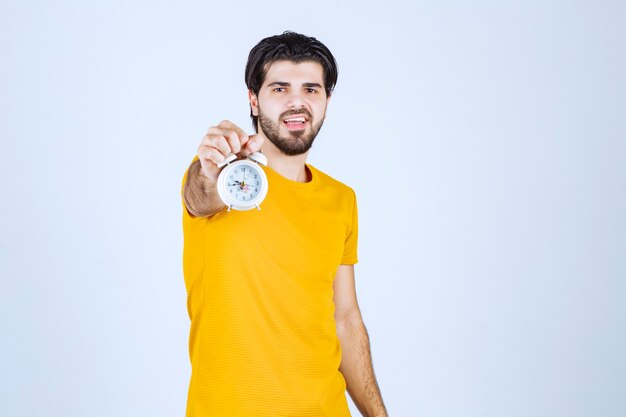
[228,180,250,190]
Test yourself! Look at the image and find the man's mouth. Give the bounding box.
[282,115,308,130]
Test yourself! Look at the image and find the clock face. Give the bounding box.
[216,154,268,211]
[225,163,264,202]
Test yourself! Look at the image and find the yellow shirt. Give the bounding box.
[181,156,358,417]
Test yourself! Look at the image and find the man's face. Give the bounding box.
[249,60,330,156]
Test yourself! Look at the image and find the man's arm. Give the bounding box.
[333,265,388,417]
[183,158,225,217]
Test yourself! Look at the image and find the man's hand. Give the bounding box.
[197,120,263,181]
[184,121,263,218]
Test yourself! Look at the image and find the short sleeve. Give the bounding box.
[340,190,359,265]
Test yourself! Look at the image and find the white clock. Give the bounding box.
[216,152,268,211]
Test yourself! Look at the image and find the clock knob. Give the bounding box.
[247,151,267,166]
[217,153,238,169]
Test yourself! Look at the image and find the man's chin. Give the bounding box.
[270,136,314,156]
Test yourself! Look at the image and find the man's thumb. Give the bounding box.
[246,134,262,152]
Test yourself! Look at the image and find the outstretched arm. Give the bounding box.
[333,265,388,417]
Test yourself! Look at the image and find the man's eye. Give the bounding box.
[305,88,318,93]
[274,87,285,92]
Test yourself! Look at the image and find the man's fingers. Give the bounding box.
[222,129,242,154]
[198,145,226,166]
[200,134,231,157]
[200,121,262,165]
[207,121,250,154]
[216,120,249,147]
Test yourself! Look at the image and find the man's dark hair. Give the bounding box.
[245,31,338,131]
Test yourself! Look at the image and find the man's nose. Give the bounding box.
[285,90,306,108]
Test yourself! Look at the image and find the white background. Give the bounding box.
[1,1,624,416]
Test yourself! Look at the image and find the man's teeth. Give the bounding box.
[284,117,305,123]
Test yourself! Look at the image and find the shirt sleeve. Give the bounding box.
[340,189,359,265]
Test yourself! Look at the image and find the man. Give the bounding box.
[181,31,387,417]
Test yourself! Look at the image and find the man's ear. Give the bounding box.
[248,90,259,116]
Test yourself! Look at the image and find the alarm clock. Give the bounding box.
[216,152,268,211]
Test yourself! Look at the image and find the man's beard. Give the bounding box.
[258,107,325,156]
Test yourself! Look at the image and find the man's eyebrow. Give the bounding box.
[267,81,290,87]
[266,81,324,88]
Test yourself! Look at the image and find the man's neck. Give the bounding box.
[259,136,311,183]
